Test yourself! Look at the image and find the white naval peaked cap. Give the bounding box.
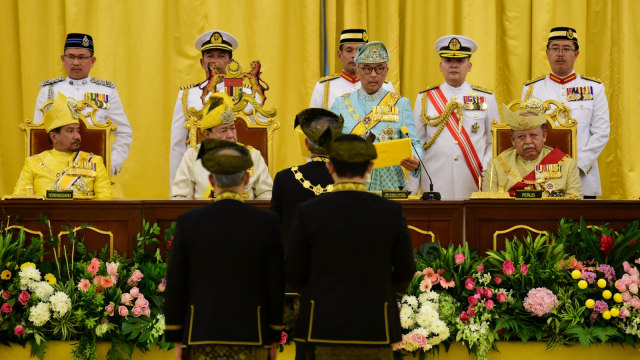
[194,30,238,52]
[434,35,477,58]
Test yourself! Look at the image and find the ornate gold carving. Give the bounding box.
[58,226,114,259]
[493,225,548,250]
[407,225,435,243]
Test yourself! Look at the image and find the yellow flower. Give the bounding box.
[602,311,611,320]
[20,262,36,270]
[44,273,57,285]
[585,299,595,308]
[571,270,581,279]
[610,308,620,317]
[602,290,612,300]
[597,279,607,288]
[578,280,588,289]
[613,293,623,303]
[1,270,11,280]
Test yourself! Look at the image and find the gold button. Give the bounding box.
[561,92,565,96]
[454,156,459,161]
[581,105,584,108]
[474,114,478,118]
[561,100,565,104]
[453,95,458,100]
[454,140,458,145]
[561,85,565,89]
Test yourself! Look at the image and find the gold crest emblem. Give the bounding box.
[449,38,461,50]
[362,32,369,42]
[82,36,90,47]
[566,29,574,39]
[211,32,222,44]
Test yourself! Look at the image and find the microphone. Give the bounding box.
[401,126,441,200]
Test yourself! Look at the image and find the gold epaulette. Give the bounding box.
[341,92,350,98]
[419,84,440,94]
[318,73,340,83]
[90,78,116,88]
[524,75,546,86]
[39,77,64,87]
[581,74,602,84]
[470,84,493,94]
[237,142,255,152]
[179,81,202,91]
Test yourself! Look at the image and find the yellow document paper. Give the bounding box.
[373,138,412,169]
[296,127,311,157]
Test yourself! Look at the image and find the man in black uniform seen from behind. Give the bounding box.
[286,130,415,360]
[271,108,344,247]
[164,138,284,360]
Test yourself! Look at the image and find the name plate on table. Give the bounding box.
[381,190,410,200]
[515,190,542,199]
[46,190,74,199]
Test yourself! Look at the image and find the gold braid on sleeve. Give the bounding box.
[524,83,534,101]
[323,81,330,109]
[420,94,463,149]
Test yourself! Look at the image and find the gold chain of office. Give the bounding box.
[420,95,463,149]
[290,156,333,195]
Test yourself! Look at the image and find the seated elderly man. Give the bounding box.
[14,93,112,199]
[482,99,583,198]
[170,92,272,199]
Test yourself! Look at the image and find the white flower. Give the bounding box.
[403,295,418,307]
[29,302,51,326]
[49,291,72,316]
[400,306,415,328]
[19,266,41,282]
[32,281,54,301]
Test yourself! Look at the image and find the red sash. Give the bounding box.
[508,147,567,196]
[427,88,483,188]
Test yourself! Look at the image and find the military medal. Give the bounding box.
[471,122,480,133]
[545,182,555,191]
[362,116,373,127]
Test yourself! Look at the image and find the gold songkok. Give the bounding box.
[43,92,80,132]
[200,93,235,130]
[340,29,368,44]
[294,108,344,143]
[548,27,578,46]
[434,35,477,58]
[502,97,547,131]
[198,138,253,174]
[319,128,377,163]
[354,41,389,64]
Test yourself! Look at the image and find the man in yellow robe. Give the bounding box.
[14,93,112,200]
[483,98,582,198]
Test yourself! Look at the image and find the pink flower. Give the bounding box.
[419,278,432,292]
[459,312,469,322]
[131,306,143,317]
[439,278,455,289]
[468,295,479,305]
[105,303,115,316]
[475,288,484,296]
[121,293,134,305]
[467,305,477,316]
[77,279,91,292]
[616,281,628,292]
[129,287,140,298]
[476,263,484,272]
[464,277,475,290]
[454,254,465,264]
[523,287,558,316]
[630,296,640,309]
[158,278,166,293]
[18,290,30,306]
[128,270,144,286]
[134,296,149,308]
[87,258,100,277]
[100,276,115,289]
[422,268,439,284]
[279,331,288,345]
[629,283,639,295]
[1,303,12,313]
[484,288,493,299]
[493,276,503,285]
[600,234,615,258]
[619,307,631,319]
[141,307,151,317]
[503,260,515,276]
[118,305,129,317]
[623,291,632,302]
[409,331,427,347]
[520,264,529,275]
[1,291,9,300]
[623,261,632,273]
[14,325,25,336]
[497,292,507,303]
[106,262,119,278]
[485,299,495,310]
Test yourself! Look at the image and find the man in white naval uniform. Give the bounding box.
[411,35,499,199]
[171,93,272,200]
[522,27,609,199]
[34,33,132,176]
[309,29,394,110]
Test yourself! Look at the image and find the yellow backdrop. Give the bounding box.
[1,0,638,199]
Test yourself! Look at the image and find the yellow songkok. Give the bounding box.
[502,97,547,131]
[199,93,235,130]
[43,92,80,132]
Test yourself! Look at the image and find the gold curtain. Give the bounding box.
[1,0,638,199]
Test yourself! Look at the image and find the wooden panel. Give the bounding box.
[402,201,464,250]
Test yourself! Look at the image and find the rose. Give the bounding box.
[1,303,12,313]
[503,260,515,276]
[476,263,484,272]
[454,254,465,264]
[409,331,427,347]
[106,262,119,278]
[619,307,631,318]
[105,303,115,316]
[142,307,151,317]
[630,296,640,309]
[622,291,632,302]
[129,287,140,298]
[485,299,495,310]
[17,290,30,306]
[128,270,144,286]
[14,325,25,336]
[459,312,470,322]
[484,288,493,299]
[158,278,166,293]
[1,290,8,300]
[131,306,143,317]
[520,264,529,275]
[134,296,149,308]
[118,306,129,317]
[629,283,639,295]
[121,293,133,305]
[497,292,507,303]
[279,331,288,345]
[467,305,477,316]
[468,295,479,305]
[167,236,174,250]
[464,277,475,290]
[600,234,615,258]
[493,275,503,285]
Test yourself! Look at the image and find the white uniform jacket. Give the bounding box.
[309,72,394,110]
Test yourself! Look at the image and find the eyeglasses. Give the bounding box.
[64,54,92,62]
[359,65,387,74]
[548,47,576,54]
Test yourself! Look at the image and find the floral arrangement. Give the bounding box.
[0,218,172,360]
[395,219,640,360]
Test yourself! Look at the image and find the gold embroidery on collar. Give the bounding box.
[214,191,244,202]
[332,181,367,192]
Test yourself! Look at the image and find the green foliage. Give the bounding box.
[565,325,621,347]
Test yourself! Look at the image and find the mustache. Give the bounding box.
[523,144,535,150]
